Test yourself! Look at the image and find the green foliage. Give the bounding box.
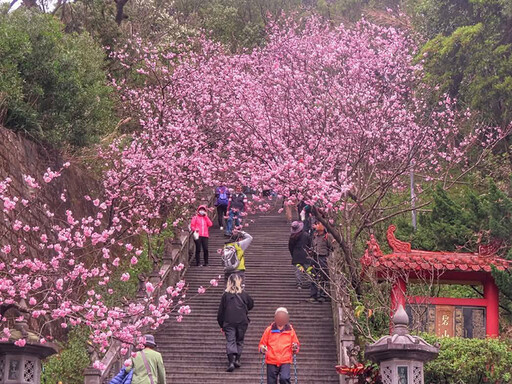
[0,9,114,148]
[395,180,512,315]
[412,0,512,129]
[96,218,176,307]
[422,335,512,383]
[60,0,191,49]
[99,249,152,308]
[173,0,402,51]
[59,0,122,48]
[42,328,91,384]
[173,0,282,50]
[396,186,478,252]
[199,1,265,50]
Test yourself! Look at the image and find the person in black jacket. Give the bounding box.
[289,221,312,289]
[217,273,254,372]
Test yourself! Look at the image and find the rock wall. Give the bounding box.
[0,126,100,255]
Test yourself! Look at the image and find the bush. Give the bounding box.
[42,328,91,384]
[0,8,114,148]
[422,335,512,383]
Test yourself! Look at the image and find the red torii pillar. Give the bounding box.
[484,276,500,338]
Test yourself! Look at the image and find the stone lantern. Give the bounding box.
[365,305,439,384]
[0,317,57,384]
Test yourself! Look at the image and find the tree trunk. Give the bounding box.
[312,206,362,296]
[115,0,130,25]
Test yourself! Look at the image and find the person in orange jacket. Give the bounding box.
[258,307,300,384]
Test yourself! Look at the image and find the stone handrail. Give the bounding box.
[93,231,194,383]
[330,271,356,384]
[85,197,215,384]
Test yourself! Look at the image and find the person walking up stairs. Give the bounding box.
[155,211,339,383]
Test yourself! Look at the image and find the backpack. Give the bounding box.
[217,187,229,205]
[219,189,228,204]
[222,243,244,272]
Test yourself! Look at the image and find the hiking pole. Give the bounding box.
[260,354,266,384]
[293,353,298,384]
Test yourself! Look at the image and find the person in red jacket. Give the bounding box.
[190,204,213,266]
[259,307,300,384]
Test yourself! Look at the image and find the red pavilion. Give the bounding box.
[362,225,512,338]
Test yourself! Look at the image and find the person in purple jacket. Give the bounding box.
[215,185,230,231]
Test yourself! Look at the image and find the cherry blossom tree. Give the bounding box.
[103,19,508,372]
[111,17,508,295]
[0,165,217,367]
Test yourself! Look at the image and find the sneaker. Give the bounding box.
[203,264,209,267]
[307,297,318,303]
[220,226,224,231]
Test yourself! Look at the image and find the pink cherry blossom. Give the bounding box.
[145,282,155,294]
[173,263,184,271]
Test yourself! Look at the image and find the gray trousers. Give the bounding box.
[294,265,310,288]
[223,322,248,357]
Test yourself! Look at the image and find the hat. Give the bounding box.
[290,221,304,234]
[275,307,289,315]
[225,231,243,244]
[143,334,157,348]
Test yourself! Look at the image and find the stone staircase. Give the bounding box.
[155,211,339,383]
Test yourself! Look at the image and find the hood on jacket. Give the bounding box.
[271,322,292,332]
[197,204,207,213]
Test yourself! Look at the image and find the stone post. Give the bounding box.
[365,305,439,384]
[83,367,102,384]
[0,338,57,384]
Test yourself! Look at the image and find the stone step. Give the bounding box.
[155,210,339,383]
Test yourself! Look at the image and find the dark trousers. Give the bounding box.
[223,322,248,357]
[216,204,227,227]
[310,255,329,299]
[194,236,209,266]
[267,364,291,384]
